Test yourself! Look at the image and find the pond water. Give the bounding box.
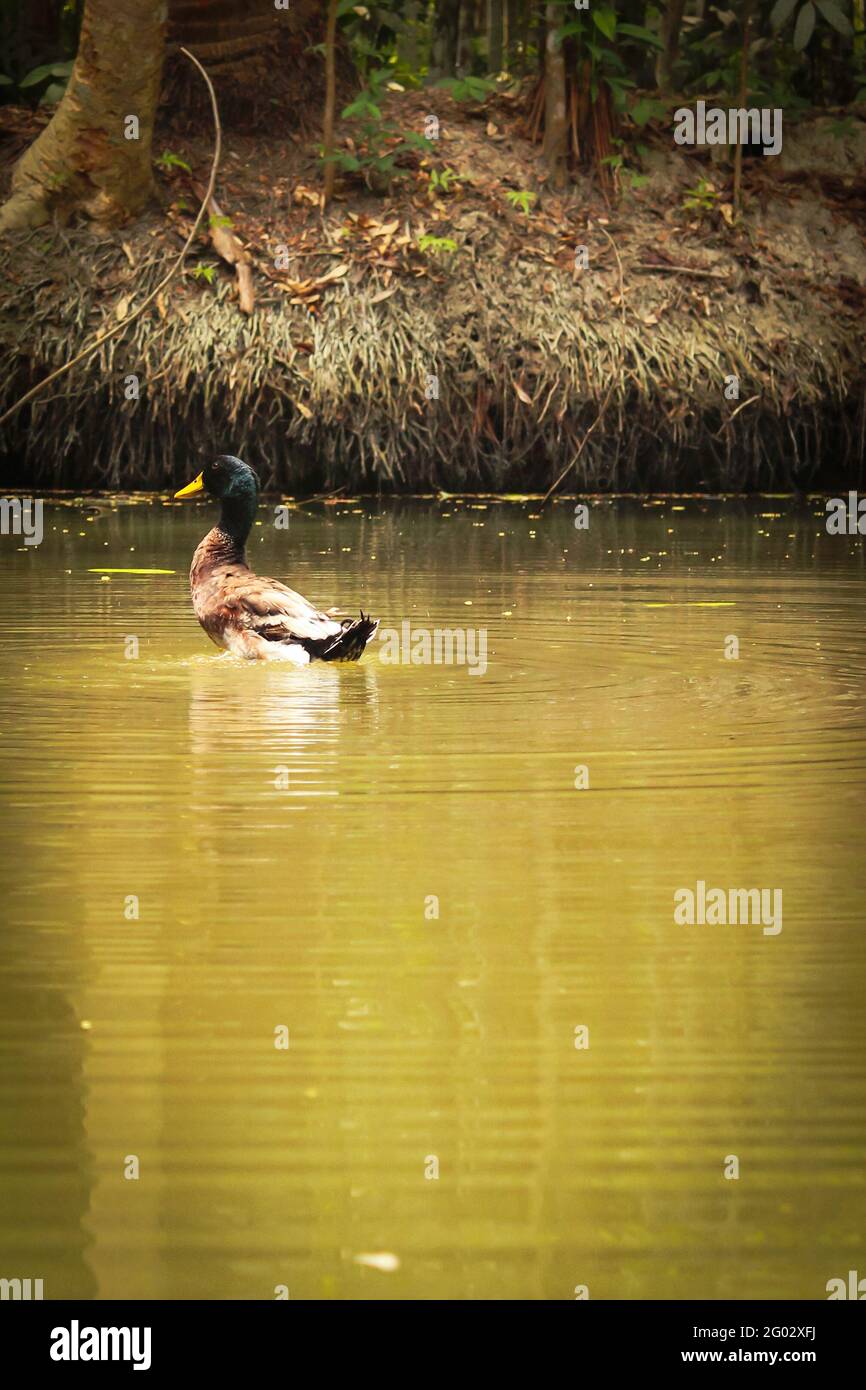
[0,494,864,1300]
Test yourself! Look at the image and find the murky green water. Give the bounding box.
[1,494,864,1300]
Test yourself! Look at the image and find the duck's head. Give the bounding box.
[174,455,259,503]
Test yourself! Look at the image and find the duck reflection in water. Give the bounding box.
[186,657,381,812]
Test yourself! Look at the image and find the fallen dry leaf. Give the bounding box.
[316,263,350,285]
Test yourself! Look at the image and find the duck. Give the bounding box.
[174,455,379,663]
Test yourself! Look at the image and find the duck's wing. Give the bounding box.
[231,575,344,646]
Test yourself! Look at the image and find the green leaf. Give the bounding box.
[402,131,434,150]
[793,2,816,49]
[418,234,457,254]
[39,82,66,104]
[770,0,799,28]
[342,97,381,120]
[0,75,14,86]
[631,97,662,126]
[814,0,853,35]
[592,7,617,41]
[157,151,191,172]
[617,23,664,50]
[20,62,62,88]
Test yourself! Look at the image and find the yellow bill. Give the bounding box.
[174,472,205,498]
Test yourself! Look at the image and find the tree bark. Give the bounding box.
[506,0,519,69]
[656,0,686,92]
[322,0,338,207]
[430,0,460,79]
[732,0,756,215]
[519,0,532,75]
[489,0,504,74]
[457,1,473,75]
[543,3,567,187]
[0,0,167,232]
[398,0,420,71]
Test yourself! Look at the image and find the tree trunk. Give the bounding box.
[457,1,473,75]
[519,0,532,75]
[168,0,277,64]
[430,0,460,79]
[732,0,756,215]
[656,0,686,93]
[0,0,167,231]
[398,0,420,71]
[506,0,519,69]
[543,3,567,186]
[322,0,338,206]
[164,0,332,133]
[854,0,864,63]
[489,0,504,73]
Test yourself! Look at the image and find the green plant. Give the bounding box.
[680,7,774,102]
[417,234,457,255]
[558,5,663,112]
[629,94,667,127]
[323,64,432,192]
[16,59,73,105]
[192,263,217,284]
[505,188,536,214]
[682,177,720,214]
[601,139,649,193]
[435,74,495,103]
[156,150,191,173]
[771,0,853,50]
[428,166,461,194]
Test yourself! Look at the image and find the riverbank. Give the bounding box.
[1,92,865,492]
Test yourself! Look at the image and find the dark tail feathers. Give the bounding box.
[318,610,379,662]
